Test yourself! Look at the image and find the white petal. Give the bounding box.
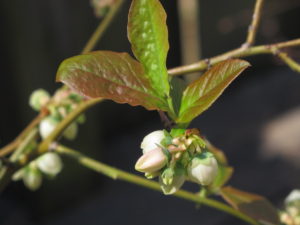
[140,130,165,153]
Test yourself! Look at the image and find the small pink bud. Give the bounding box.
[135,147,167,173]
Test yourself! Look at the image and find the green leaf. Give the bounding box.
[170,77,186,116]
[177,59,250,123]
[128,0,170,97]
[56,51,168,111]
[221,186,280,225]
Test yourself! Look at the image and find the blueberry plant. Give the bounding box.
[1,0,300,224]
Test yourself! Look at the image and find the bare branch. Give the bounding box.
[168,38,300,76]
[243,0,265,47]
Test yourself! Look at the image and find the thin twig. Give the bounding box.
[81,0,125,54]
[37,98,103,154]
[0,0,124,158]
[244,0,265,47]
[10,128,38,163]
[0,111,47,157]
[168,38,300,76]
[275,51,300,73]
[56,144,259,225]
[0,0,124,191]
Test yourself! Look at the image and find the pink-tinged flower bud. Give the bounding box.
[135,147,167,173]
[140,130,165,153]
[188,152,218,186]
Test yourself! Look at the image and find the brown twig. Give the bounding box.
[37,98,103,154]
[168,38,300,76]
[244,0,265,47]
[0,0,125,158]
[0,110,48,157]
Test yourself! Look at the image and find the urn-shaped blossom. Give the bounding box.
[63,122,78,140]
[159,167,185,195]
[29,89,50,111]
[135,147,167,173]
[23,164,42,191]
[36,152,63,176]
[39,117,58,139]
[140,130,165,153]
[188,152,218,186]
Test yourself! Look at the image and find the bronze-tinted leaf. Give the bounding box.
[177,59,250,123]
[56,51,168,111]
[221,186,280,225]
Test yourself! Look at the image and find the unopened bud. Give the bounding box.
[285,190,300,206]
[23,165,42,191]
[39,117,58,139]
[12,169,25,181]
[63,122,78,140]
[135,147,167,173]
[172,138,181,145]
[185,138,193,146]
[161,168,175,185]
[140,130,165,153]
[29,89,50,111]
[36,152,63,176]
[280,212,294,225]
[188,152,218,186]
[159,168,185,195]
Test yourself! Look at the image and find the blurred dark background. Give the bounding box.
[1,0,300,224]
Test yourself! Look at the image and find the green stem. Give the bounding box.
[10,128,38,163]
[0,0,124,158]
[56,144,259,225]
[38,98,103,154]
[81,0,125,54]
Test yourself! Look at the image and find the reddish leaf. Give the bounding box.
[177,59,250,123]
[221,186,280,225]
[56,51,168,111]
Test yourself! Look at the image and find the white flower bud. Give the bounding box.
[188,152,218,186]
[23,165,42,191]
[63,122,78,140]
[12,169,25,181]
[36,152,63,176]
[135,147,167,173]
[140,130,165,153]
[285,190,300,206]
[29,89,50,111]
[39,117,58,139]
[159,168,185,195]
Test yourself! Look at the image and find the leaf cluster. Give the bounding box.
[56,0,250,127]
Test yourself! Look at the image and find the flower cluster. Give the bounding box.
[29,87,85,140]
[135,129,219,195]
[280,190,300,225]
[12,152,63,191]
[11,87,86,191]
